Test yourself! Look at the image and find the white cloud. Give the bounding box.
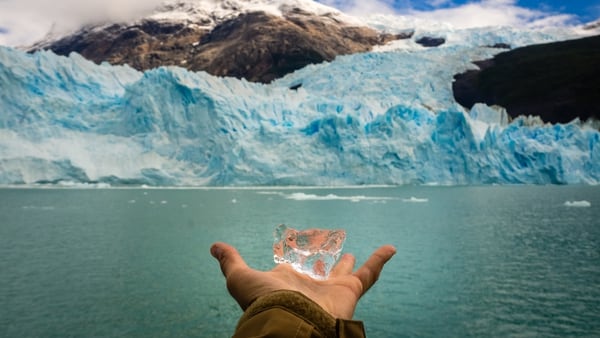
[317,0,397,15]
[0,0,581,47]
[525,14,578,29]
[406,0,577,28]
[318,0,577,28]
[0,0,164,47]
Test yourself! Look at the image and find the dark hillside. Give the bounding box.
[29,12,397,83]
[453,35,600,124]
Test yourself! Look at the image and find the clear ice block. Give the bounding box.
[273,224,346,280]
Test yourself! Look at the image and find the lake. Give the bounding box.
[1,186,599,337]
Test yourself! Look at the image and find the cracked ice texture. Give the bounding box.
[1,26,599,186]
[273,224,346,280]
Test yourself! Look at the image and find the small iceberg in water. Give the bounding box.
[564,200,591,208]
[402,197,429,203]
[283,192,395,203]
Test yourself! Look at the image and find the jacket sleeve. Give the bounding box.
[232,290,366,338]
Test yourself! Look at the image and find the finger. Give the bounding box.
[210,242,249,278]
[353,245,396,295]
[330,253,356,277]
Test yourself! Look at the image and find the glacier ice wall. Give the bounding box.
[1,27,599,186]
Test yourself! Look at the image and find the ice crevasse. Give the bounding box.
[0,28,599,186]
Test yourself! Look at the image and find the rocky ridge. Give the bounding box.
[29,0,400,82]
[453,34,600,124]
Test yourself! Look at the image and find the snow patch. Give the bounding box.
[149,0,356,29]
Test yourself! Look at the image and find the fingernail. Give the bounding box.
[211,244,222,258]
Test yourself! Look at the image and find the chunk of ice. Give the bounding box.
[273,224,346,280]
[564,200,591,207]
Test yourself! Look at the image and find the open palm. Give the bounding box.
[210,242,396,319]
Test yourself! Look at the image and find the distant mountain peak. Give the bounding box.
[148,0,354,27]
[31,0,355,48]
[28,0,396,83]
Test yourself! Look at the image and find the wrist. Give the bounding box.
[235,290,365,337]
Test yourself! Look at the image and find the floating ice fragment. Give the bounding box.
[273,224,346,280]
[564,200,591,207]
[22,205,55,210]
[282,192,395,202]
[402,196,429,203]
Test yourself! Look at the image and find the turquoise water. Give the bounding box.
[1,186,599,337]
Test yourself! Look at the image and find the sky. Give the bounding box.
[318,0,599,27]
[0,0,598,47]
[320,0,598,21]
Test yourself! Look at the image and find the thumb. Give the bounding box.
[210,242,248,278]
[354,245,396,295]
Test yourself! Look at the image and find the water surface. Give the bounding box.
[1,186,599,337]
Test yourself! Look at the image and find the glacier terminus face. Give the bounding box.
[0,24,599,186]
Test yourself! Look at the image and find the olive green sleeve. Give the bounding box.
[233,290,366,338]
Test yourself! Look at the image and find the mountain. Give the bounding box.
[28,0,398,83]
[1,1,599,186]
[453,34,600,124]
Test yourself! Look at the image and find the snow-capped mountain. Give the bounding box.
[147,0,359,27]
[29,0,395,83]
[31,0,357,45]
[1,0,599,186]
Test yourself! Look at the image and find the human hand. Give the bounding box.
[210,242,396,320]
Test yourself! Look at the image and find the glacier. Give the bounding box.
[0,26,599,186]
